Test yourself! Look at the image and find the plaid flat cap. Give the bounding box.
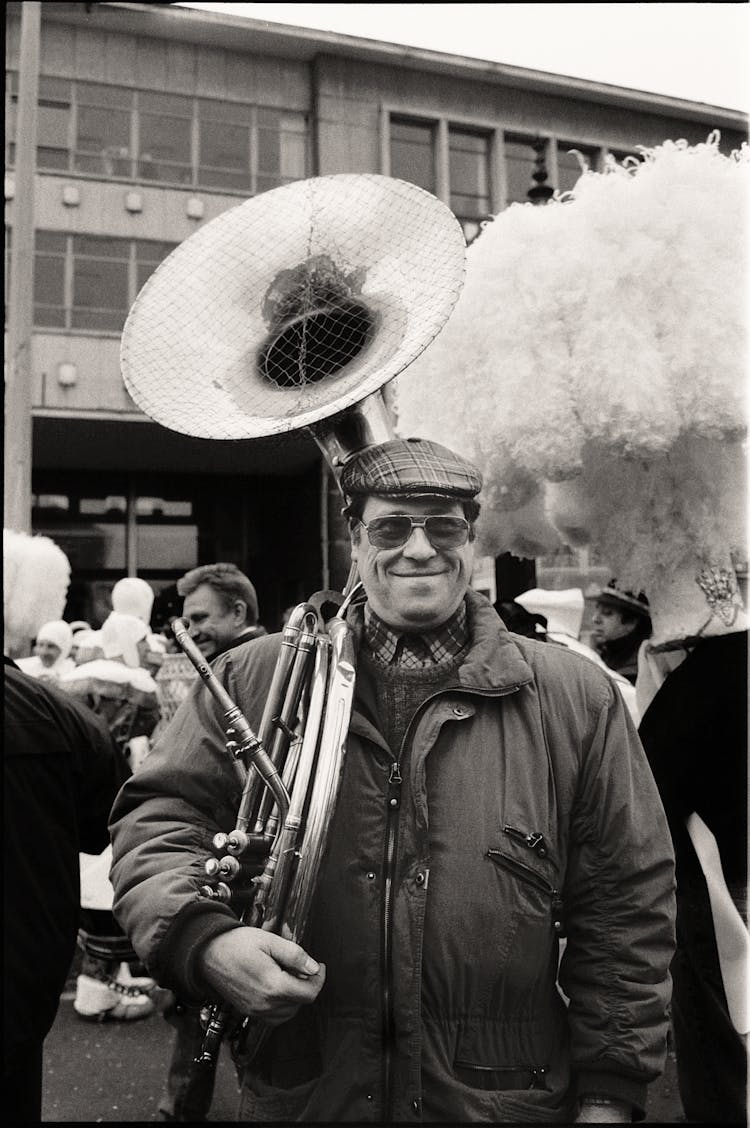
[340,437,482,499]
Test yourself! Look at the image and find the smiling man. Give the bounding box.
[177,563,266,660]
[110,436,676,1124]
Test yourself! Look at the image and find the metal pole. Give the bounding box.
[4,2,41,533]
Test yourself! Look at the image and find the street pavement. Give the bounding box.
[41,987,686,1123]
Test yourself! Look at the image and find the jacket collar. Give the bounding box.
[347,587,534,696]
[457,588,535,694]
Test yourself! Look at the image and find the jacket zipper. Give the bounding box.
[382,758,402,1120]
[380,683,524,1119]
[486,847,564,934]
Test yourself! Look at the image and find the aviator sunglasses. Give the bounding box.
[358,514,471,550]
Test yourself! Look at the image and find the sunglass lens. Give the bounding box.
[366,516,413,548]
[424,516,469,547]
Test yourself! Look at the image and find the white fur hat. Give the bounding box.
[3,529,71,656]
[100,611,148,668]
[36,619,74,660]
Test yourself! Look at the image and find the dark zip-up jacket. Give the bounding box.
[110,592,675,1122]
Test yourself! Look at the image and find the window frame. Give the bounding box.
[382,105,611,222]
[5,71,310,196]
[27,232,179,336]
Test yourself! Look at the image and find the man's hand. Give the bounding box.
[197,927,326,1026]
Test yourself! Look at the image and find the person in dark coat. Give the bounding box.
[638,625,748,1123]
[158,563,267,1121]
[111,438,676,1124]
[4,660,130,1123]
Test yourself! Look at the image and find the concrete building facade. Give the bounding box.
[5,2,747,630]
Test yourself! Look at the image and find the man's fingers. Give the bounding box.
[261,930,322,978]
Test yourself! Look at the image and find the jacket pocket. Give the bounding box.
[487,828,565,937]
[454,1060,548,1092]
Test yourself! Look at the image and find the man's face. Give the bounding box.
[350,495,474,632]
[35,639,61,668]
[182,583,247,657]
[590,602,636,646]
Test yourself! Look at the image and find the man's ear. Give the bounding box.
[233,598,249,624]
[349,524,360,564]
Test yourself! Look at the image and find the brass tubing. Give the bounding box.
[171,618,290,837]
[259,635,331,936]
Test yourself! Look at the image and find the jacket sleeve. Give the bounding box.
[109,640,277,999]
[555,673,676,1119]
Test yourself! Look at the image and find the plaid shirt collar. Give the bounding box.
[363,600,469,667]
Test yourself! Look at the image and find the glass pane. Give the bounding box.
[74,257,128,310]
[557,144,596,194]
[450,193,488,219]
[78,82,131,109]
[197,167,253,192]
[77,106,130,153]
[75,151,131,177]
[449,132,489,197]
[138,159,192,184]
[35,231,66,252]
[139,113,191,163]
[136,240,178,263]
[34,254,65,304]
[257,128,280,172]
[71,307,126,332]
[139,90,192,116]
[33,306,66,328]
[199,121,248,171]
[136,524,198,570]
[390,119,435,192]
[73,235,129,258]
[37,148,69,171]
[504,138,537,205]
[199,98,253,125]
[37,103,70,150]
[34,523,126,570]
[280,131,307,180]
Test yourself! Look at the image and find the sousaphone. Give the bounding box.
[119,173,466,1067]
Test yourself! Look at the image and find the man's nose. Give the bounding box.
[401,526,437,558]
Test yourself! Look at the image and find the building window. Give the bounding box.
[26,233,178,334]
[33,230,67,328]
[6,72,309,195]
[75,82,131,176]
[449,127,491,243]
[504,135,540,206]
[390,117,437,194]
[72,235,131,332]
[138,90,193,184]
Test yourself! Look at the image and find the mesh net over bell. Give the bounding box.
[120,175,466,440]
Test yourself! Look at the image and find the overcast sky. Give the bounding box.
[177,2,749,113]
